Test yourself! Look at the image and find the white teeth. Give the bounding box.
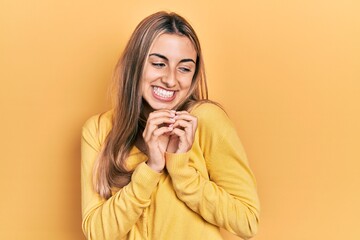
[153,86,174,98]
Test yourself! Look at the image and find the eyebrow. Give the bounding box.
[149,53,196,64]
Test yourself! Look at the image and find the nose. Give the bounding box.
[161,69,176,88]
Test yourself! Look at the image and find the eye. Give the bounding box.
[152,62,166,68]
[178,67,191,73]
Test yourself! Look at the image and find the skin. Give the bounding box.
[139,33,198,172]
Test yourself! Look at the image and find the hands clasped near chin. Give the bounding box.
[142,109,197,172]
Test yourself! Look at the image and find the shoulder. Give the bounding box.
[82,110,113,147]
[190,102,237,145]
[190,102,232,129]
[190,102,239,155]
[82,110,113,132]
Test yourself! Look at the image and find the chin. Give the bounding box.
[142,99,175,111]
[150,102,177,110]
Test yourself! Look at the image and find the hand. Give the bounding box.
[143,110,176,172]
[166,111,198,154]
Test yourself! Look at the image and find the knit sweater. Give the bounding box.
[81,103,260,240]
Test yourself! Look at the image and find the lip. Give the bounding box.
[152,86,177,102]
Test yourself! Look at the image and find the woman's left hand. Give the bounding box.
[166,111,198,154]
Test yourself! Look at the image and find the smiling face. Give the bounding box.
[141,33,197,112]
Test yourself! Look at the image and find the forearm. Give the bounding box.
[82,162,162,239]
[166,152,259,239]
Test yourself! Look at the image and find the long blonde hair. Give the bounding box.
[94,11,209,199]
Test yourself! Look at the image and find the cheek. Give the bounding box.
[179,76,193,90]
[143,67,163,83]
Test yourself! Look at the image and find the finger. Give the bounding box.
[174,110,189,115]
[174,112,198,123]
[148,110,176,120]
[170,127,186,139]
[172,119,193,132]
[151,126,173,138]
[146,126,173,153]
[147,116,176,128]
[143,116,177,140]
[145,110,176,130]
[172,120,194,144]
[172,116,197,135]
[170,128,191,152]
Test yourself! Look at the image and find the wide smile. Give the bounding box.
[152,86,176,102]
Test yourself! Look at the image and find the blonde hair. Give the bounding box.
[94,11,209,199]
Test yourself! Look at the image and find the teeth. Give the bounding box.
[153,86,174,98]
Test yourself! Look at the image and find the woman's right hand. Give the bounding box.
[142,109,177,172]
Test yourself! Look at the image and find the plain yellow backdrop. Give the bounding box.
[1,0,359,239]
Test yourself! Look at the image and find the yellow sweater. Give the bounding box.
[81,103,260,240]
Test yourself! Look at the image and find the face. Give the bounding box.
[141,33,197,112]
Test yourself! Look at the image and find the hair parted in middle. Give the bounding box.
[93,11,210,199]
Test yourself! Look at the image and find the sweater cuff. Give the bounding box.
[130,162,163,199]
[165,151,190,176]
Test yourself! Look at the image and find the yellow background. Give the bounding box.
[1,0,359,239]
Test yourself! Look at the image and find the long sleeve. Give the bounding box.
[81,113,162,240]
[165,104,260,239]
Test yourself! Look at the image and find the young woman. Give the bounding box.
[81,11,260,240]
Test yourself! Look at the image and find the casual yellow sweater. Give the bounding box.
[81,103,260,240]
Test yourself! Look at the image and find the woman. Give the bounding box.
[81,11,260,240]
